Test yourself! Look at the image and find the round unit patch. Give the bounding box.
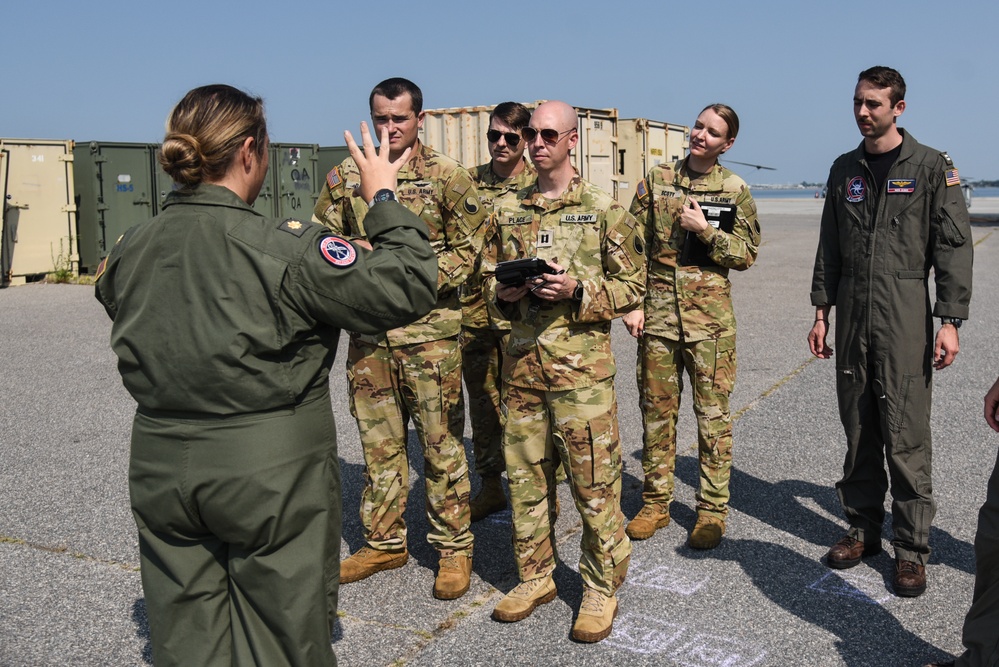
[319,236,357,267]
[846,176,866,203]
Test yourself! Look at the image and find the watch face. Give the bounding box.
[374,189,395,203]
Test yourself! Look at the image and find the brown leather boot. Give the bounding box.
[893,559,927,597]
[470,475,507,521]
[340,546,408,584]
[826,535,882,569]
[433,551,472,600]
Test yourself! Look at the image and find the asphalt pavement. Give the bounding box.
[1,197,997,667]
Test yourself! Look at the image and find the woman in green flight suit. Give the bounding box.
[95,84,437,667]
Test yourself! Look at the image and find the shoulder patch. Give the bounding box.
[636,178,649,201]
[95,256,108,281]
[326,167,343,190]
[279,219,309,237]
[634,234,644,255]
[944,168,961,187]
[463,196,479,215]
[318,235,357,267]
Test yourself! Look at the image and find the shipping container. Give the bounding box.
[270,143,321,220]
[0,139,77,285]
[74,141,159,273]
[617,118,689,202]
[420,102,621,200]
[152,145,278,219]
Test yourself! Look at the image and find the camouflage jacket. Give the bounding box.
[629,158,760,342]
[314,141,488,346]
[483,175,646,390]
[463,158,537,330]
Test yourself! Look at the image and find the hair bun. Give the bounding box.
[159,133,204,186]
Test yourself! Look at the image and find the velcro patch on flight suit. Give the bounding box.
[95,256,108,281]
[887,179,916,194]
[318,235,357,267]
[945,168,961,187]
[279,219,309,237]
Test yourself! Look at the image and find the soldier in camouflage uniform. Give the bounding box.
[624,104,760,550]
[483,101,645,643]
[313,78,489,601]
[464,102,536,521]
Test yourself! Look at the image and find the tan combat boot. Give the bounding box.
[434,551,472,600]
[470,475,508,521]
[625,504,671,540]
[571,587,618,643]
[689,514,725,549]
[339,546,408,584]
[492,576,557,622]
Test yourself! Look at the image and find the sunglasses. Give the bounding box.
[521,127,575,146]
[486,129,521,146]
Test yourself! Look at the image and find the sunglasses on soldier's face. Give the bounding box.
[486,129,521,146]
[521,126,575,146]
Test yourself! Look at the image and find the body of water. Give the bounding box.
[750,186,999,199]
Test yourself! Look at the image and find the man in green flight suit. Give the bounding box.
[314,77,489,600]
[808,66,973,598]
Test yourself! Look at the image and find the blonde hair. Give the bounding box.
[700,103,740,140]
[159,84,268,187]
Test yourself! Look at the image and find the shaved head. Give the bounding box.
[533,100,577,131]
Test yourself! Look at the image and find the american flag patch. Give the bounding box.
[327,167,343,189]
[945,168,960,187]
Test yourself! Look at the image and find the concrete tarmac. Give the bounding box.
[1,197,997,666]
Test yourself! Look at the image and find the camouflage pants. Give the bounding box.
[503,379,630,596]
[460,326,510,479]
[346,335,473,554]
[636,333,736,518]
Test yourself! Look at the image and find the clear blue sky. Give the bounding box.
[4,0,996,185]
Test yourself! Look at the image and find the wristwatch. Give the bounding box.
[368,189,397,207]
[573,281,584,301]
[940,317,963,328]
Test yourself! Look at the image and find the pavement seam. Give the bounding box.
[351,589,497,666]
[0,534,140,572]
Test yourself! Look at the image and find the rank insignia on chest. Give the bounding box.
[561,213,597,223]
[318,236,357,267]
[537,230,554,248]
[887,179,916,194]
[846,176,866,203]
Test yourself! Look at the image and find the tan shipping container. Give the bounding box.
[420,102,621,201]
[0,139,77,285]
[617,119,689,203]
